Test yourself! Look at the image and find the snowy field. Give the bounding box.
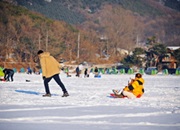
[0,72,180,130]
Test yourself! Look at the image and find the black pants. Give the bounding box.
[44,74,67,94]
[5,71,14,81]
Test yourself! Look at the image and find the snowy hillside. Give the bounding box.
[0,72,180,130]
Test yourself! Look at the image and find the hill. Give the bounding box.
[0,0,180,68]
[9,0,180,23]
[7,0,180,46]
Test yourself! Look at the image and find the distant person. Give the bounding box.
[37,50,69,97]
[76,66,80,77]
[3,68,14,82]
[0,67,5,81]
[94,67,99,77]
[113,73,145,98]
[65,67,71,77]
[84,68,89,78]
[27,67,32,74]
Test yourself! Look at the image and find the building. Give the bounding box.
[161,46,180,69]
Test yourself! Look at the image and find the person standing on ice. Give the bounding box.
[113,73,144,98]
[75,66,80,77]
[27,67,32,74]
[37,50,69,97]
[84,68,89,78]
[94,67,99,76]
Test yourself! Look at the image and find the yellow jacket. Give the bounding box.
[123,77,144,97]
[39,52,62,78]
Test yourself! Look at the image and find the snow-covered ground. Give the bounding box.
[0,72,180,130]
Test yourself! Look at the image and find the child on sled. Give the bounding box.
[113,73,145,99]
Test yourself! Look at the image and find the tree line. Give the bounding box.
[122,36,180,69]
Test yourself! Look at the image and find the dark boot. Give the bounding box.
[42,93,51,97]
[62,92,69,97]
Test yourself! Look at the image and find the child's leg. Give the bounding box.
[122,91,136,99]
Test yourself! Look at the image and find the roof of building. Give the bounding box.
[167,46,180,50]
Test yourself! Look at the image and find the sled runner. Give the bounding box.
[110,93,127,98]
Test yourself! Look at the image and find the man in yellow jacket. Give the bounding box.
[113,73,144,98]
[37,50,69,97]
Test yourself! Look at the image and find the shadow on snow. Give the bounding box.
[15,90,58,96]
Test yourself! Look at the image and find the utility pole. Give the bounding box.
[38,34,41,50]
[46,31,48,51]
[77,32,80,59]
[136,35,139,46]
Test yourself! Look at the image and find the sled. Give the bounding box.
[0,78,5,81]
[110,93,141,98]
